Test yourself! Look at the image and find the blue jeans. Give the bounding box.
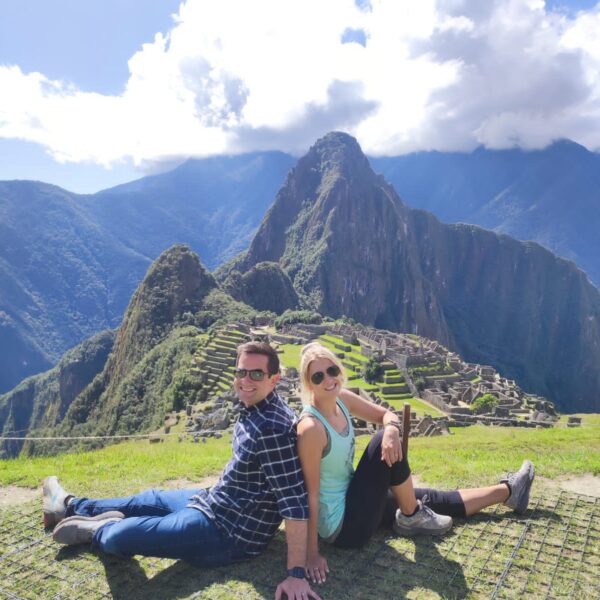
[68,488,246,566]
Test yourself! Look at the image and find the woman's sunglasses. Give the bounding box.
[234,369,269,381]
[310,365,341,385]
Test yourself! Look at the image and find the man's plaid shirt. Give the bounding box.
[188,391,308,556]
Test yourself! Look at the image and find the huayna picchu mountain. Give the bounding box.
[0,244,258,457]
[221,132,600,413]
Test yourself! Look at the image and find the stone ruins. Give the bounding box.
[180,321,558,441]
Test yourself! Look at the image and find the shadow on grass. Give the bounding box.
[53,530,470,599]
[325,534,470,600]
[55,544,280,599]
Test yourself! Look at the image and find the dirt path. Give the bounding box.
[0,485,38,508]
[538,474,600,498]
[0,475,222,510]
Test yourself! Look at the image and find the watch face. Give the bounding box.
[288,567,306,579]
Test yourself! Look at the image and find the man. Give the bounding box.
[43,341,320,600]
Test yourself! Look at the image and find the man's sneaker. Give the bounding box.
[42,476,73,528]
[393,500,453,537]
[52,511,124,545]
[501,460,535,515]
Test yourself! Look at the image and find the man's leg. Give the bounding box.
[68,487,201,519]
[94,507,243,567]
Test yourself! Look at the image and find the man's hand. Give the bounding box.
[306,552,329,584]
[275,576,322,600]
[381,424,402,466]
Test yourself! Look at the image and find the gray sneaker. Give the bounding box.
[42,476,73,528]
[501,460,535,514]
[393,500,453,536]
[52,511,124,545]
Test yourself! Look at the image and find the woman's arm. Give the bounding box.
[339,388,403,466]
[297,417,330,584]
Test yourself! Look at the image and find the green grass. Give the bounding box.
[0,435,233,492]
[317,335,368,363]
[383,397,444,417]
[4,416,598,493]
[2,419,600,599]
[277,343,302,369]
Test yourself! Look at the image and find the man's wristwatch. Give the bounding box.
[287,567,307,579]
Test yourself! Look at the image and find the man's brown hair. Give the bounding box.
[236,341,280,376]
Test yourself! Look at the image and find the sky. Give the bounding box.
[1,0,600,193]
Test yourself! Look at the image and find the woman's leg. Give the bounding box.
[456,484,509,516]
[333,430,411,549]
[67,488,201,519]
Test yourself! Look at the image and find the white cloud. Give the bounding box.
[1,0,600,165]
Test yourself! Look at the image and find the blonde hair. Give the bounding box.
[299,342,347,404]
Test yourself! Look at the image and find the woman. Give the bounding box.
[297,342,534,585]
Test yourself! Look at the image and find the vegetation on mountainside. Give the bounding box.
[273,309,322,328]
[3,246,264,459]
[363,358,383,383]
[195,288,263,330]
[472,393,500,414]
[221,262,299,313]
[23,327,207,456]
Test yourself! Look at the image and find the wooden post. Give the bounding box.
[402,403,411,458]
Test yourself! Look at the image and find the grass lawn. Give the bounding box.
[1,418,599,599]
[277,343,302,369]
[384,397,444,417]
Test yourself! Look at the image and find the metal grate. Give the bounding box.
[1,489,598,599]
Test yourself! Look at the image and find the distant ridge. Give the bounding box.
[0,153,293,392]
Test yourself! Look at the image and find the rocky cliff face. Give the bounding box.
[411,213,600,411]
[371,140,600,287]
[229,132,600,412]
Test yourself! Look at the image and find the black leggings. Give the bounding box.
[333,430,466,549]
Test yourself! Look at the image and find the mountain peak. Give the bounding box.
[304,131,372,180]
[109,245,216,383]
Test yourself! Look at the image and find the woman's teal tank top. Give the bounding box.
[301,399,355,538]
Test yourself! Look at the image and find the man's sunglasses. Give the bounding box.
[310,365,341,385]
[234,369,271,382]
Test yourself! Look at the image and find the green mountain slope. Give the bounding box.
[1,245,258,457]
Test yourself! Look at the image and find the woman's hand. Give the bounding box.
[381,424,402,466]
[306,552,330,584]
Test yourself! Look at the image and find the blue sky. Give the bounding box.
[1,0,600,193]
[0,0,179,192]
